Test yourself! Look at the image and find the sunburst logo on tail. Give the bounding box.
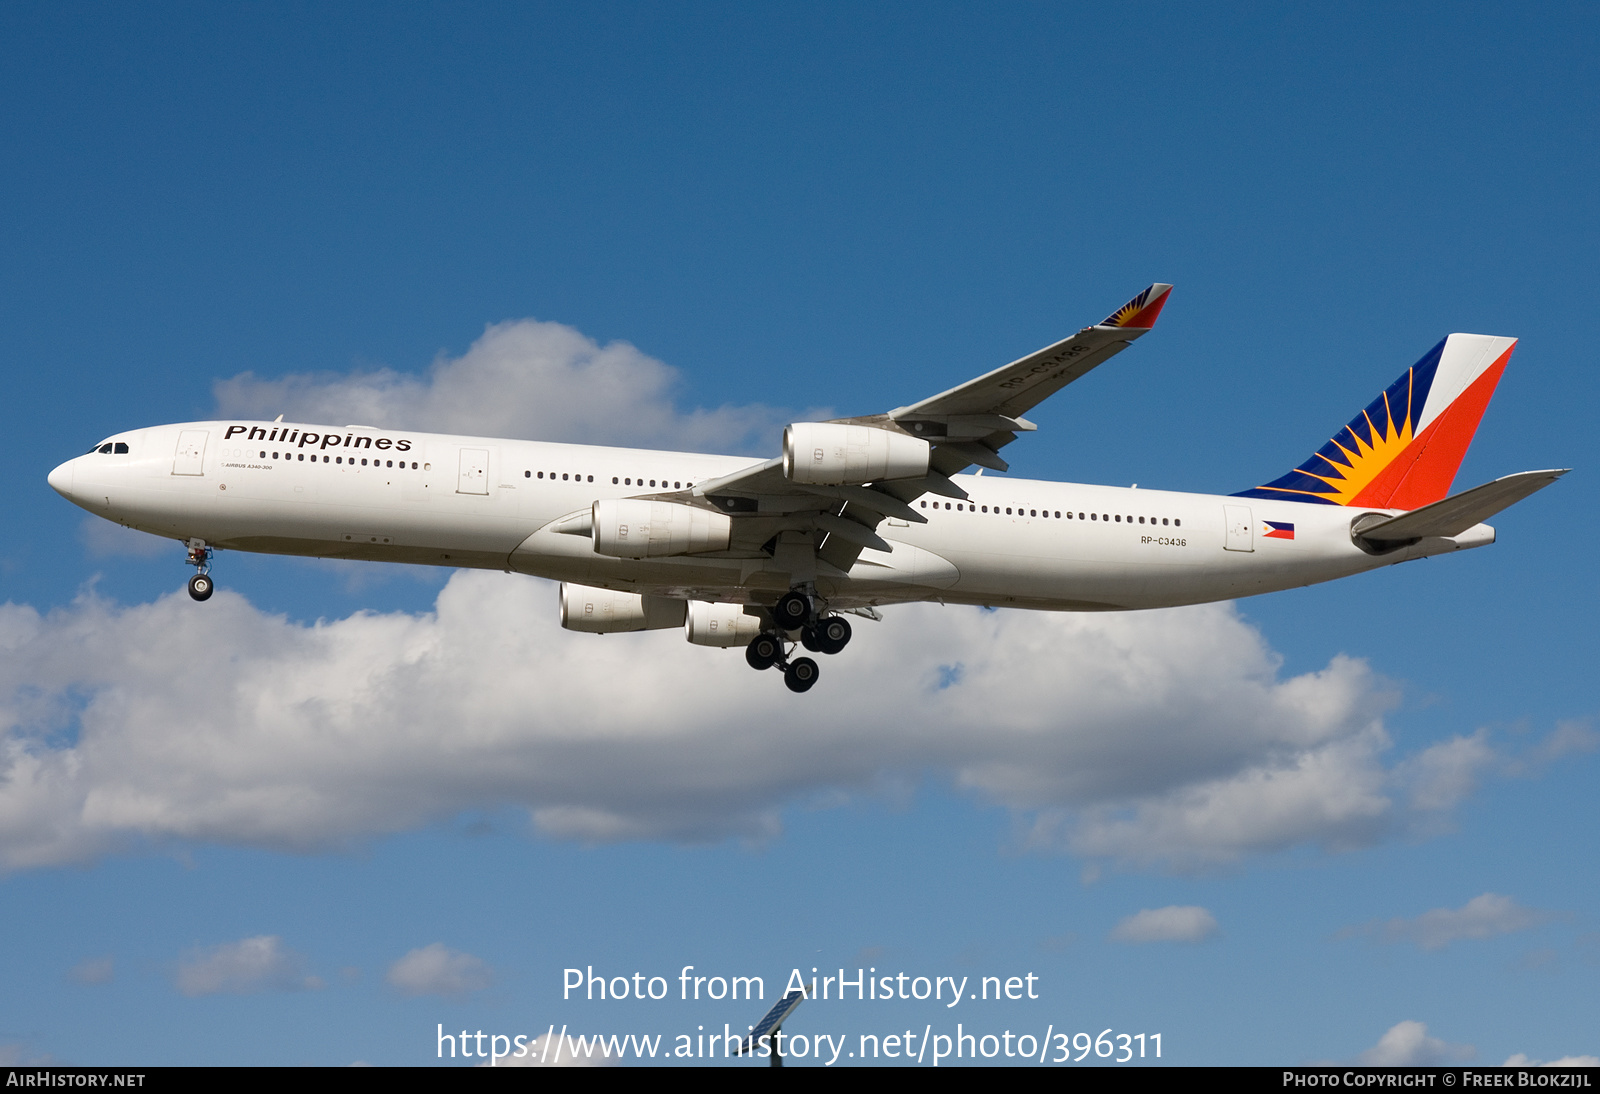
[1101,284,1172,329]
[1300,386,1421,505]
[1233,334,1515,511]
[1235,342,1442,506]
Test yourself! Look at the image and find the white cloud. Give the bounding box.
[1504,1054,1600,1067]
[1396,730,1498,814]
[1345,893,1550,951]
[68,956,114,984]
[385,943,491,998]
[1520,720,1600,771]
[211,318,807,455]
[1109,905,1218,943]
[0,572,1500,872]
[1358,1020,1473,1066]
[175,935,322,997]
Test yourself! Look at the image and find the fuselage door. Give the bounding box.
[457,448,489,494]
[172,430,208,476]
[1223,504,1254,552]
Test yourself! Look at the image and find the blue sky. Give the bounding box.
[1,2,1596,1067]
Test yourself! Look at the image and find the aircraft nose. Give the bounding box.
[47,458,75,498]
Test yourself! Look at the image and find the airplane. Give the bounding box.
[47,284,1566,693]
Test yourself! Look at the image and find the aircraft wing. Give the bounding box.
[664,284,1172,575]
[889,282,1172,423]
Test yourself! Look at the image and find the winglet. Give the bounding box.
[1100,283,1173,329]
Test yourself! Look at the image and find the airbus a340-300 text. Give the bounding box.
[49,285,1565,692]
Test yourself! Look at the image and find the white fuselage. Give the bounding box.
[49,420,1494,612]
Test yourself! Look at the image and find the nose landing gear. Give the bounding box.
[186,540,214,601]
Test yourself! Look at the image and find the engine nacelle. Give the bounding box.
[592,500,732,558]
[559,582,687,633]
[684,601,763,647]
[783,422,930,485]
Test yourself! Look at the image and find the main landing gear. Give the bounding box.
[745,592,854,693]
[186,540,214,602]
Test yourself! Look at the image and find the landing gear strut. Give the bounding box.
[186,540,214,602]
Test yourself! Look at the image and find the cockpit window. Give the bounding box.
[95,443,112,454]
[90,441,130,454]
[114,442,129,454]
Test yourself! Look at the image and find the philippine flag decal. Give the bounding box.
[1262,521,1296,540]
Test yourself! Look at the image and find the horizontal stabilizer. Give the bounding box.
[1356,469,1569,542]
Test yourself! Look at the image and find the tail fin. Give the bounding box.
[1233,333,1516,509]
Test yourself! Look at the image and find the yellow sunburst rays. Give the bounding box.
[1107,292,1148,327]
[1304,378,1417,505]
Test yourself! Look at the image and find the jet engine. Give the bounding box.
[591,499,732,558]
[559,582,687,633]
[684,600,763,647]
[782,422,929,485]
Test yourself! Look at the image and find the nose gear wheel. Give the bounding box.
[185,541,215,602]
